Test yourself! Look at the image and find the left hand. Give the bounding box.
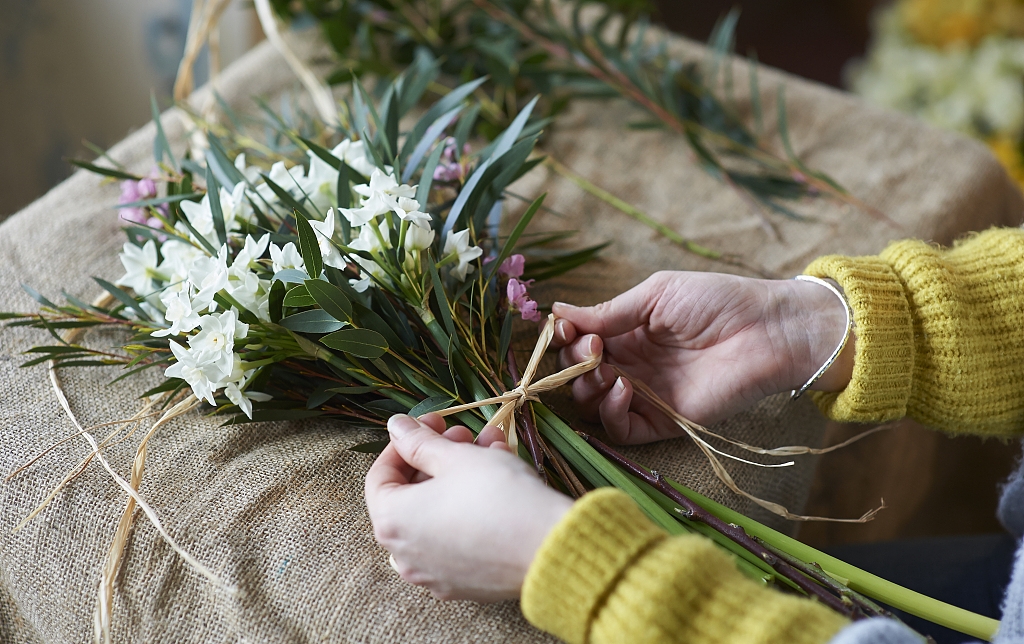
[364,413,573,602]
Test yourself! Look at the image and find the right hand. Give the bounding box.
[550,271,854,444]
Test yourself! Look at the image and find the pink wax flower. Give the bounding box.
[499,254,525,278]
[432,137,473,183]
[507,277,542,322]
[119,177,167,240]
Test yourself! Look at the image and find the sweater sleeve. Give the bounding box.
[521,488,848,644]
[803,227,1024,437]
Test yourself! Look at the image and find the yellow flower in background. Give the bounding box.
[901,0,1024,47]
[987,135,1024,189]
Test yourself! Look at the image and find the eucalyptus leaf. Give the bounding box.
[279,310,348,333]
[320,328,389,359]
[294,214,323,279]
[304,279,352,321]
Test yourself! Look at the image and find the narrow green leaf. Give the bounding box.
[150,93,179,172]
[320,328,389,359]
[409,396,454,417]
[498,310,514,367]
[115,193,204,210]
[68,160,141,181]
[300,137,341,170]
[327,385,383,395]
[294,213,324,278]
[428,256,457,340]
[348,439,390,454]
[21,284,57,309]
[263,175,314,222]
[140,378,186,399]
[269,279,286,323]
[416,142,445,207]
[206,165,227,246]
[93,278,150,320]
[487,193,546,282]
[304,279,352,321]
[279,310,348,333]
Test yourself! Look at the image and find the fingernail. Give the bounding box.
[388,414,420,439]
[553,301,578,313]
[586,335,599,357]
[595,364,611,388]
[555,318,568,338]
[614,377,626,393]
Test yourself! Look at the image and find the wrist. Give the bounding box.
[770,278,855,394]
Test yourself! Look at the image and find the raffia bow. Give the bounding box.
[435,314,882,523]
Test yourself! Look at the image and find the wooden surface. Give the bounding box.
[799,420,1022,548]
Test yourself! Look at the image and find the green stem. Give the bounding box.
[664,481,1000,641]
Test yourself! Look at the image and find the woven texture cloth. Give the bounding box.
[2,26,1022,643]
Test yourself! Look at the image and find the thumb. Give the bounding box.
[387,414,459,477]
[553,282,654,338]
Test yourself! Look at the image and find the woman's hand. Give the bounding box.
[364,413,573,602]
[551,271,854,444]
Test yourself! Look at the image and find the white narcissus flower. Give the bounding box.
[404,221,435,253]
[339,191,391,228]
[234,153,263,183]
[153,289,202,337]
[333,139,382,178]
[187,246,230,310]
[116,240,162,296]
[353,168,416,202]
[393,196,432,229]
[179,186,245,246]
[224,379,272,419]
[303,151,339,213]
[443,229,483,282]
[350,218,392,255]
[270,242,304,274]
[309,209,346,270]
[165,340,221,404]
[187,309,248,380]
[255,161,307,205]
[158,240,204,290]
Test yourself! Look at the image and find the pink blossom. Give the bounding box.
[432,137,473,183]
[499,254,525,278]
[119,177,167,239]
[507,277,542,322]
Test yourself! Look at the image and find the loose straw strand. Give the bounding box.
[253,0,340,127]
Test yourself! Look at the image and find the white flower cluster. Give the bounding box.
[113,136,483,418]
[851,6,1024,139]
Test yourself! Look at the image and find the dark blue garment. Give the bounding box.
[827,533,1017,644]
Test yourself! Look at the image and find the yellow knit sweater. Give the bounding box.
[521,228,1024,644]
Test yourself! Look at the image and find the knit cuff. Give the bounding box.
[521,488,666,644]
[803,255,914,423]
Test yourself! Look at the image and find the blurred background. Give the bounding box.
[1,0,1022,552]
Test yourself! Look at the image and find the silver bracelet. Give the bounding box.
[791,275,853,400]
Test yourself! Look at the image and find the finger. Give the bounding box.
[548,317,578,348]
[489,441,512,452]
[571,365,616,422]
[475,425,507,448]
[442,425,475,444]
[557,334,603,370]
[553,280,656,337]
[364,443,416,509]
[387,414,462,477]
[598,377,634,441]
[418,412,447,434]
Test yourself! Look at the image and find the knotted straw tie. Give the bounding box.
[433,314,882,523]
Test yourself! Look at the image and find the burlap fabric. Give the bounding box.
[2,26,1022,643]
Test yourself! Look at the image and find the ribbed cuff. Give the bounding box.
[521,488,666,644]
[803,255,914,423]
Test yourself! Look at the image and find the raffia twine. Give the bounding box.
[437,314,884,523]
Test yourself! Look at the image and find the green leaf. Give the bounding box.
[283,285,316,307]
[402,105,462,183]
[68,160,142,181]
[115,193,204,210]
[487,193,545,281]
[176,208,219,255]
[348,439,390,454]
[428,256,457,340]
[498,310,514,367]
[93,278,151,321]
[304,279,352,321]
[400,76,487,163]
[363,399,409,415]
[206,165,227,246]
[320,328,389,359]
[294,213,324,279]
[140,378,186,399]
[300,136,341,169]
[263,175,314,222]
[327,385,383,395]
[150,93,179,172]
[21,284,57,309]
[279,310,348,333]
[408,396,454,417]
[223,409,325,424]
[269,279,286,323]
[415,141,445,207]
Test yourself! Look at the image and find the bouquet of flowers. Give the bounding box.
[852,0,1024,189]
[3,57,997,641]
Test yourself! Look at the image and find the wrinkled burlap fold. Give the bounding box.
[2,24,1021,643]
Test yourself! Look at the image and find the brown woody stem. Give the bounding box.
[580,432,864,619]
[507,348,546,478]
